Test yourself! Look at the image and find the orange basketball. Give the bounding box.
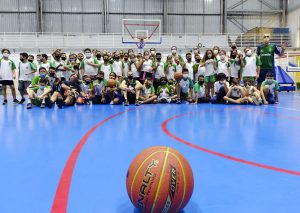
[126,146,194,213]
[107,79,116,88]
[174,72,183,81]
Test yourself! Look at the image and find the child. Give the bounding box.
[243,79,262,105]
[0,48,19,104]
[175,68,194,104]
[153,53,165,90]
[164,55,176,80]
[99,54,114,80]
[216,50,230,78]
[18,52,37,104]
[26,79,52,109]
[77,75,94,104]
[223,78,247,104]
[120,70,143,106]
[242,47,261,84]
[229,50,242,82]
[138,77,157,104]
[157,77,172,103]
[260,72,279,104]
[193,75,210,104]
[200,49,216,98]
[80,48,99,78]
[211,73,229,104]
[102,72,123,105]
[92,71,106,104]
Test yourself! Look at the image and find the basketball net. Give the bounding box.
[136,37,146,54]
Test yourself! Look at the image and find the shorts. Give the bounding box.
[32,98,43,106]
[266,93,275,104]
[127,91,136,104]
[0,80,14,85]
[257,69,275,83]
[18,80,31,92]
[204,75,216,83]
[180,92,189,100]
[105,92,123,104]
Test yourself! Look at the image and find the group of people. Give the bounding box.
[0,33,286,109]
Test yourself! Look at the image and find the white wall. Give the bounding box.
[287,7,300,48]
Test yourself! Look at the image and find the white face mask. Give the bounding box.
[171,50,177,54]
[267,79,273,84]
[213,49,219,55]
[207,54,212,58]
[193,50,198,54]
[144,55,150,60]
[85,53,91,58]
[183,74,188,78]
[3,53,9,58]
[150,51,155,55]
[246,50,252,56]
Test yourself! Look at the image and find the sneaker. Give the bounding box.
[56,98,64,109]
[45,98,52,108]
[40,103,46,108]
[19,98,25,104]
[135,101,140,106]
[13,99,19,104]
[26,103,32,109]
[110,101,114,105]
[176,99,181,104]
[124,100,129,106]
[2,99,7,105]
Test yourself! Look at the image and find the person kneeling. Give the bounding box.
[175,68,194,104]
[138,77,157,104]
[193,75,210,104]
[260,72,279,105]
[27,79,52,109]
[120,70,143,106]
[223,79,248,104]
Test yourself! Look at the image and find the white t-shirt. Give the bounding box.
[83,58,98,76]
[217,60,229,77]
[112,60,123,77]
[185,62,194,81]
[142,60,153,73]
[19,62,35,81]
[204,60,215,76]
[214,81,229,93]
[243,55,258,77]
[230,85,242,98]
[229,60,240,78]
[131,62,139,78]
[123,61,130,78]
[154,61,165,79]
[166,64,175,80]
[99,64,113,80]
[0,59,15,80]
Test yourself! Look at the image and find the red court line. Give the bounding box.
[51,109,135,213]
[161,112,300,177]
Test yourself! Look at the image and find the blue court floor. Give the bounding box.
[0,92,300,213]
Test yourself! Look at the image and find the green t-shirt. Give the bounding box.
[157,85,171,95]
[257,43,280,69]
[194,82,205,93]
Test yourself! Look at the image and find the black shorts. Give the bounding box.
[0,80,14,85]
[18,80,31,92]
[127,91,136,104]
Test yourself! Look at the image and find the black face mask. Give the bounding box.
[49,72,55,77]
[84,80,91,84]
[115,57,120,60]
[156,57,162,61]
[61,57,66,61]
[128,75,133,79]
[199,81,204,85]
[55,55,60,60]
[97,77,104,81]
[161,81,167,84]
[196,59,201,63]
[28,60,33,63]
[104,59,109,63]
[96,54,101,57]
[232,46,237,49]
[20,58,25,62]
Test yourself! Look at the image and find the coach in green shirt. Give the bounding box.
[256,33,287,89]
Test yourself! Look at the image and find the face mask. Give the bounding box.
[171,50,177,54]
[61,57,66,61]
[144,55,150,60]
[156,57,161,61]
[85,53,91,58]
[97,76,104,81]
[150,51,155,55]
[28,60,34,63]
[232,46,237,49]
[40,73,47,79]
[85,80,91,84]
[161,80,167,84]
[207,54,212,58]
[213,49,219,55]
[69,59,75,63]
[168,81,173,85]
[267,79,273,84]
[96,54,101,57]
[196,58,201,63]
[39,85,45,90]
[49,72,55,77]
[199,81,204,85]
[183,74,188,79]
[20,58,25,62]
[3,53,9,58]
[231,54,236,59]
[246,50,252,56]
[115,56,120,60]
[220,55,225,60]
[55,55,60,60]
[128,75,133,79]
[187,57,191,61]
[104,59,109,63]
[194,50,198,54]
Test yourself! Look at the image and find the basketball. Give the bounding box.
[174,72,183,81]
[107,79,116,88]
[126,146,194,213]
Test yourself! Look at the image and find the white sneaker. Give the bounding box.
[110,101,114,105]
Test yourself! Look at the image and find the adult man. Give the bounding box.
[256,33,286,89]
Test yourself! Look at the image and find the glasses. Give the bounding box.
[263,35,269,38]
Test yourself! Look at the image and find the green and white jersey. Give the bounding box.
[194,82,205,98]
[98,63,113,80]
[141,85,155,97]
[154,61,165,79]
[185,61,194,81]
[229,59,241,78]
[164,63,176,80]
[18,62,37,81]
[130,61,140,78]
[50,59,63,78]
[216,60,230,77]
[257,43,280,70]
[179,77,193,94]
[175,63,183,73]
[243,55,261,77]
[39,62,50,71]
[80,57,99,76]
[123,60,130,77]
[112,60,124,77]
[0,58,16,80]
[262,79,279,95]
[142,59,153,73]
